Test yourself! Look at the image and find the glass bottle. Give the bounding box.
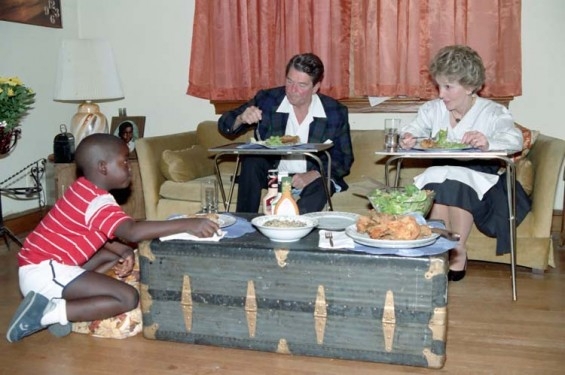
[262,169,279,215]
[273,176,299,216]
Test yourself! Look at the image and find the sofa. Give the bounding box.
[136,120,565,272]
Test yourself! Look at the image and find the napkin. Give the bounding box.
[160,230,226,242]
[318,230,355,249]
[223,216,256,238]
[413,166,499,200]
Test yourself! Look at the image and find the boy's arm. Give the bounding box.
[113,217,220,244]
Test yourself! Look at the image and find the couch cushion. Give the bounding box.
[160,145,214,182]
[160,174,238,203]
[516,158,534,195]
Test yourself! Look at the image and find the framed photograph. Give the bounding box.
[110,116,146,159]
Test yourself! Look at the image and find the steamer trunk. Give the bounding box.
[139,229,448,369]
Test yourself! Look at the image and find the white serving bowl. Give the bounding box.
[251,215,318,242]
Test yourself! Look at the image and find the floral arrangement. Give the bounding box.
[0,76,36,132]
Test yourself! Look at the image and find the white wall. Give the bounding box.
[1,0,564,216]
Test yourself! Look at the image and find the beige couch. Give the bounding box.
[136,120,565,272]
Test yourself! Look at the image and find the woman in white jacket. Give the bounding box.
[400,45,530,281]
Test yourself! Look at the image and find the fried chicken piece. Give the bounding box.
[419,225,432,237]
[281,135,300,144]
[356,215,374,233]
[419,138,437,149]
[386,215,421,240]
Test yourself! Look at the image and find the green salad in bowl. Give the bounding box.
[367,184,435,216]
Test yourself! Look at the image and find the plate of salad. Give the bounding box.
[252,135,302,148]
[412,129,473,151]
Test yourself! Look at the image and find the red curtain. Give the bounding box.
[188,0,521,100]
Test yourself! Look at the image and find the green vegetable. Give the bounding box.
[265,136,283,146]
[434,129,467,149]
[368,184,434,215]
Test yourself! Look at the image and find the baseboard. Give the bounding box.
[2,207,48,236]
[3,207,565,237]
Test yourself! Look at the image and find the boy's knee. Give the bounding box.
[120,286,139,312]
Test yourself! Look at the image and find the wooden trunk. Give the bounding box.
[139,229,449,369]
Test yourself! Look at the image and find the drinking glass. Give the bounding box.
[384,118,401,150]
[201,179,219,213]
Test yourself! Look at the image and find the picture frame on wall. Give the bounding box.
[0,0,62,28]
[110,116,146,159]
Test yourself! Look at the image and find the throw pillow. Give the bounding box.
[72,251,142,339]
[160,145,214,182]
[513,123,540,161]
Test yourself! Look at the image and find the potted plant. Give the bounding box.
[0,76,35,154]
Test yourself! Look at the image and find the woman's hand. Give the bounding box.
[399,132,417,149]
[292,170,321,190]
[462,130,489,151]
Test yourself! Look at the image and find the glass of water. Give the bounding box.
[200,179,219,213]
[384,118,401,151]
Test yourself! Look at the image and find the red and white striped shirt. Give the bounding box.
[17,177,132,267]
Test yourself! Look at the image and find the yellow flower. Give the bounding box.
[0,76,35,131]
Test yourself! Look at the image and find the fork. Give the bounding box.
[325,231,335,248]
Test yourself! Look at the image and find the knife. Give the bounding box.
[430,227,460,241]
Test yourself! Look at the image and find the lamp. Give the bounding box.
[53,39,124,145]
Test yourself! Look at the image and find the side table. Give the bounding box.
[48,159,146,220]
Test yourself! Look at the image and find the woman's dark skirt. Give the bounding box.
[423,165,531,255]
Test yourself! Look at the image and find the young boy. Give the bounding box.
[6,133,219,343]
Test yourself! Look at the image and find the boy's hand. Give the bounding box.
[113,251,135,278]
[186,218,220,238]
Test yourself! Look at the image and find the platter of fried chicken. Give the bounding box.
[345,211,439,248]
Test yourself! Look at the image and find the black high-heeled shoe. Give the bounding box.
[448,257,468,282]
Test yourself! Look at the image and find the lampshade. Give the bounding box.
[53,39,124,145]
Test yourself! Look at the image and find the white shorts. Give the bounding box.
[19,260,86,299]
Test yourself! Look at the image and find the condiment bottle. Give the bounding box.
[270,171,288,209]
[273,176,299,216]
[262,169,279,215]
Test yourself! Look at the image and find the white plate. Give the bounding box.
[256,141,302,149]
[217,214,237,228]
[167,213,236,228]
[412,144,474,152]
[302,211,359,231]
[345,224,439,248]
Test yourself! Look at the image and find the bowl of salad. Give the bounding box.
[367,184,435,216]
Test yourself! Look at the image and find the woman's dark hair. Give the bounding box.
[285,53,325,85]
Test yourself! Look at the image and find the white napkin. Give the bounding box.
[413,166,499,200]
[318,230,355,249]
[160,230,226,242]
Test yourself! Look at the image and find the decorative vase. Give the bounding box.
[0,125,21,155]
[70,102,109,146]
